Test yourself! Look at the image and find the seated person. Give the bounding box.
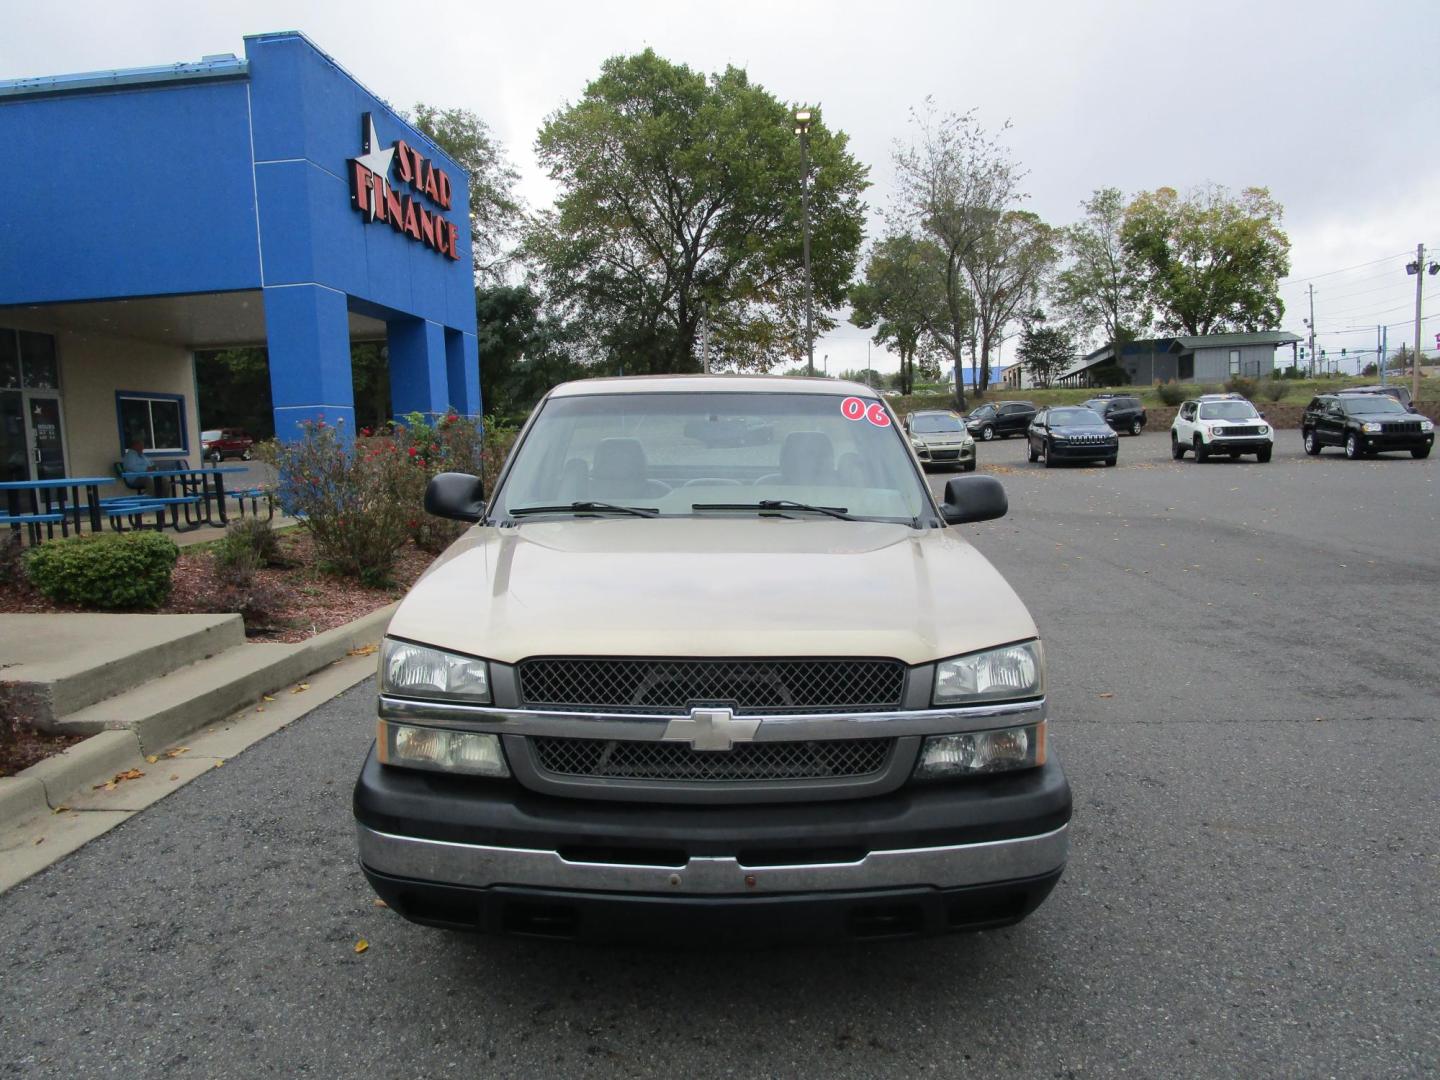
[119,439,168,496]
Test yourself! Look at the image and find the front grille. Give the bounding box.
[1381,421,1422,434]
[531,736,894,782]
[930,449,960,460]
[517,658,905,715]
[1219,426,1263,437]
[1059,434,1112,444]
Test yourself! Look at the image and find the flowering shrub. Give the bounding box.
[261,412,517,581]
[262,418,414,587]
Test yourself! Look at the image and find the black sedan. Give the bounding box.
[1027,407,1119,468]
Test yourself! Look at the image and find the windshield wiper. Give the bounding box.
[510,501,658,518]
[691,500,854,521]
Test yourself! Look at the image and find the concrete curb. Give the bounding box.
[19,730,146,810]
[0,776,48,825]
[2,602,396,826]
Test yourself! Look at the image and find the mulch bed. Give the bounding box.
[0,530,435,644]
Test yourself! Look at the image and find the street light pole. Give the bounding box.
[795,109,815,378]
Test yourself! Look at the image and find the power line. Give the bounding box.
[1277,250,1413,285]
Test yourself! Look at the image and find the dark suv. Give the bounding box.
[965,401,1036,441]
[1302,394,1434,459]
[1083,394,1147,436]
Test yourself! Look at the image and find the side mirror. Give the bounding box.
[1259,411,1266,419]
[940,475,1008,525]
[424,472,486,522]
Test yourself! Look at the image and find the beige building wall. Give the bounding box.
[2,311,199,482]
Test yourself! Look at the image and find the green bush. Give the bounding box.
[1155,381,1187,406]
[214,518,280,575]
[1258,378,1289,403]
[1224,375,1259,399]
[25,532,179,610]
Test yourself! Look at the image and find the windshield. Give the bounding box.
[494,391,931,524]
[1049,408,1105,426]
[1341,396,1405,415]
[1082,399,1112,413]
[911,413,964,434]
[1198,401,1260,420]
[968,406,994,420]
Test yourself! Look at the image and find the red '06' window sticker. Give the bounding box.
[841,396,891,427]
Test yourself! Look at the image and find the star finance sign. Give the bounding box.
[348,113,460,261]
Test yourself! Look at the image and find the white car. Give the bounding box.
[1171,394,1273,463]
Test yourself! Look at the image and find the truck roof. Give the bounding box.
[547,374,879,398]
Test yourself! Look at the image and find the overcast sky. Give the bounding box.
[4,0,1437,375]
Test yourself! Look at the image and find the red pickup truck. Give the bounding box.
[200,428,255,462]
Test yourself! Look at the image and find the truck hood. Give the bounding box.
[386,518,1037,666]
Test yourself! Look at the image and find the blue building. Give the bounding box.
[0,32,481,483]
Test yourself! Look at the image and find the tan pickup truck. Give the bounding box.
[354,375,1071,942]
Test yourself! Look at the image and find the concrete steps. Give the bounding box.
[1,613,245,725]
[51,642,323,754]
[2,605,394,758]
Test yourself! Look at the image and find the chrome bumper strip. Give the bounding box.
[357,824,1068,895]
[377,696,1046,742]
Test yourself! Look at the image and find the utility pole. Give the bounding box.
[1307,284,1317,377]
[795,109,815,377]
[1408,243,1428,404]
[1377,325,1385,386]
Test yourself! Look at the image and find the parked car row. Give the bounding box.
[906,389,1432,474]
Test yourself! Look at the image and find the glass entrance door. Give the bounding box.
[1,390,27,483]
[26,394,67,480]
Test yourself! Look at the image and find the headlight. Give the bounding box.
[911,438,927,451]
[1361,422,1382,433]
[933,641,1043,704]
[377,720,509,777]
[1257,425,1270,435]
[913,722,1046,779]
[1421,420,1434,432]
[380,638,491,702]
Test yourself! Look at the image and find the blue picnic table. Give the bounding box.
[118,465,252,532]
[1,476,114,540]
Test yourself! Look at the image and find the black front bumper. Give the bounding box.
[353,749,1071,942]
[1207,438,1271,453]
[1048,441,1117,461]
[1357,431,1432,452]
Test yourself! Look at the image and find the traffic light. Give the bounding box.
[1340,347,1347,356]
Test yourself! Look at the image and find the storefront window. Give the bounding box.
[117,393,187,454]
[18,331,59,389]
[0,330,19,389]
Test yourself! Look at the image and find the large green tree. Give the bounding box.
[1055,187,1149,356]
[893,103,1024,407]
[1121,184,1290,336]
[473,284,582,419]
[964,210,1060,392]
[526,49,868,374]
[849,235,947,394]
[409,104,522,284]
[1015,322,1073,388]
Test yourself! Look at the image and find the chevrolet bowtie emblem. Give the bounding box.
[662,707,761,752]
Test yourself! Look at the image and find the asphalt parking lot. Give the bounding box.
[2,429,1436,1079]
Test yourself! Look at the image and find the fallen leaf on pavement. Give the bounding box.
[145,755,159,764]
[348,644,379,657]
[354,939,370,954]
[94,768,145,791]
[169,774,179,781]
[372,898,388,908]
[214,760,225,768]
[291,683,310,694]
[262,695,275,703]
[33,837,44,846]
[1098,692,1115,699]
[51,805,69,815]
[164,747,190,758]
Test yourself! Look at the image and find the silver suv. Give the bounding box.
[355,376,1071,942]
